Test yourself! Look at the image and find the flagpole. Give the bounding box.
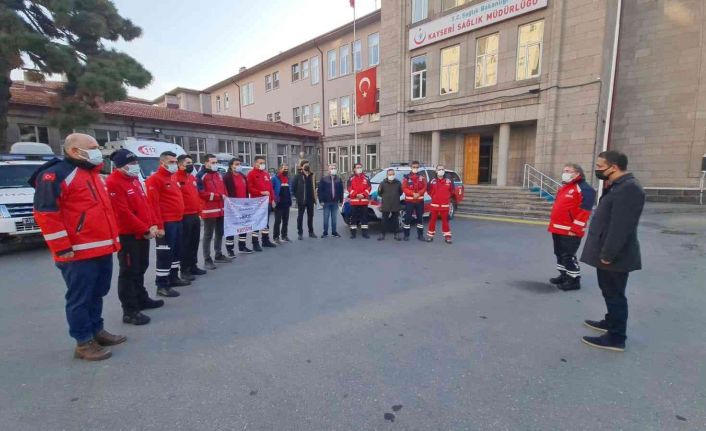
[353,1,358,162]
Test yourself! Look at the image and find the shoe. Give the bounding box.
[191,266,207,276]
[584,319,609,333]
[227,250,236,258]
[140,297,164,310]
[332,232,341,238]
[180,271,195,282]
[378,234,385,241]
[262,239,277,248]
[298,234,304,240]
[309,232,318,238]
[582,334,625,352]
[282,236,292,242]
[123,311,151,326]
[74,340,111,361]
[157,287,180,298]
[253,243,263,252]
[403,236,410,242]
[417,231,424,241]
[426,237,434,242]
[274,238,282,244]
[362,231,370,239]
[94,329,127,346]
[558,277,581,291]
[205,258,217,270]
[550,272,568,285]
[169,277,191,288]
[394,233,402,241]
[322,233,329,238]
[214,254,233,263]
[239,246,254,254]
[445,237,453,244]
[350,231,357,239]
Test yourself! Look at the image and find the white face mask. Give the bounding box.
[561,172,575,183]
[165,163,177,174]
[234,165,243,173]
[387,175,395,181]
[411,168,419,174]
[330,169,337,176]
[355,168,363,175]
[80,148,103,166]
[207,163,218,172]
[437,169,445,178]
[259,163,266,170]
[124,164,141,177]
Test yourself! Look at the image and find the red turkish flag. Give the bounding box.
[350,0,355,7]
[356,67,377,116]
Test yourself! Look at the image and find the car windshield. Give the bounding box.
[0,165,40,188]
[370,170,407,183]
[138,158,161,177]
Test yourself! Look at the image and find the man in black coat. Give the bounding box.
[291,159,318,240]
[580,150,645,352]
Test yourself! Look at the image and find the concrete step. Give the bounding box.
[456,206,551,220]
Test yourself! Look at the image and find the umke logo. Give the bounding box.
[413,28,426,46]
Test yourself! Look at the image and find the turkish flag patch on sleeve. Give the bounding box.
[43,172,56,181]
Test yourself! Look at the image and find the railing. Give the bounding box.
[523,164,561,200]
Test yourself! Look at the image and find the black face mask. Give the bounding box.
[282,171,289,176]
[595,167,611,181]
[184,165,194,174]
[304,165,310,171]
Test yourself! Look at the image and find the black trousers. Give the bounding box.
[297,202,315,235]
[117,235,150,314]
[274,204,291,239]
[596,269,629,342]
[181,214,200,271]
[552,233,582,278]
[349,205,369,230]
[381,211,399,234]
[403,201,425,237]
[155,220,182,288]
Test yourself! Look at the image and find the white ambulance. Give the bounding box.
[101,138,186,178]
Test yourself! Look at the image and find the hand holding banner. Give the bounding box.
[223,196,269,236]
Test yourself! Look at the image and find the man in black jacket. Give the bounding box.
[291,159,318,240]
[580,150,645,352]
[317,163,344,238]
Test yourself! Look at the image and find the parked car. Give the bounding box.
[340,165,465,226]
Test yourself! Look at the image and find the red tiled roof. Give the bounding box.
[9,82,321,140]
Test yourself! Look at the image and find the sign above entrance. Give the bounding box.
[409,0,548,50]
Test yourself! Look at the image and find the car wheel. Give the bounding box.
[448,200,457,220]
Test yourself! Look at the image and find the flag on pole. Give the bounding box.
[355,67,377,116]
[350,0,355,7]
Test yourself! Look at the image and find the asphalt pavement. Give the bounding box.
[1,205,705,431]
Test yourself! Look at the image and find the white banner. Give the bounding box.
[223,197,269,236]
[409,0,548,50]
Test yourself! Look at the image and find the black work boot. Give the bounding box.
[140,297,164,310]
[169,277,191,288]
[215,253,233,263]
[558,276,581,291]
[252,239,263,252]
[583,319,609,333]
[350,229,357,239]
[362,229,369,239]
[157,286,180,298]
[394,232,401,241]
[239,243,254,254]
[262,236,277,248]
[582,334,625,352]
[550,271,568,285]
[227,249,236,258]
[417,229,424,241]
[204,258,216,270]
[191,266,207,276]
[123,311,151,326]
[180,268,195,282]
[404,230,410,241]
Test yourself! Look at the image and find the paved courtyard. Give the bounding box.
[1,206,705,430]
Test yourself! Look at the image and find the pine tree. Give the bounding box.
[0,0,152,151]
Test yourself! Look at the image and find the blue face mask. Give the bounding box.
[235,166,243,173]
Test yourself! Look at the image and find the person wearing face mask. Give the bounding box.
[175,154,207,279]
[291,159,318,240]
[346,162,371,239]
[547,163,596,292]
[145,151,189,298]
[271,164,293,244]
[247,155,277,249]
[376,169,404,241]
[426,165,455,244]
[106,149,163,326]
[197,154,231,269]
[317,163,344,238]
[580,151,645,352]
[402,161,427,241]
[30,133,125,361]
[224,158,256,254]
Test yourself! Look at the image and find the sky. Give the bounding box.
[11,0,379,101]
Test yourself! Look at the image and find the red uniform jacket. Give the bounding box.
[224,171,248,198]
[145,166,184,229]
[428,175,455,209]
[549,177,596,237]
[402,172,427,203]
[347,173,371,206]
[196,169,226,218]
[247,168,274,204]
[174,169,200,216]
[106,170,157,239]
[31,158,120,262]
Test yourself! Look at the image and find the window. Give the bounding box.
[273,71,280,89]
[216,95,222,112]
[442,0,470,10]
[340,44,350,76]
[165,135,185,147]
[274,111,281,121]
[517,20,544,81]
[18,124,48,144]
[352,97,363,124]
[353,40,362,72]
[302,105,311,124]
[237,141,252,166]
[312,102,321,130]
[292,63,300,81]
[351,145,362,165]
[218,139,236,154]
[440,45,460,95]
[340,96,351,126]
[328,49,337,79]
[293,107,302,125]
[224,92,230,110]
[327,147,337,165]
[370,89,380,122]
[368,33,380,66]
[302,59,310,79]
[277,144,288,166]
[188,137,206,163]
[94,129,119,146]
[475,34,499,88]
[411,55,427,100]
[311,56,320,84]
[328,99,339,127]
[266,113,273,122]
[412,0,428,23]
[366,144,378,170]
[265,75,272,92]
[241,83,254,105]
[255,142,267,159]
[338,147,349,173]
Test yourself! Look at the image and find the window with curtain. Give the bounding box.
[440,45,460,95]
[475,34,499,88]
[517,20,544,80]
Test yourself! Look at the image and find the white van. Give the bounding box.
[101,138,186,178]
[0,143,56,241]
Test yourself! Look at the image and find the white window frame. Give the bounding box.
[411,55,427,100]
[328,99,339,127]
[311,56,320,84]
[274,111,281,121]
[351,144,362,165]
[370,89,380,122]
[475,33,499,89]
[255,142,267,159]
[368,32,380,66]
[440,45,460,95]
[293,106,301,125]
[340,96,351,126]
[340,44,350,76]
[273,71,280,89]
[302,105,311,124]
[353,40,362,72]
[188,137,207,163]
[241,83,254,106]
[291,63,300,81]
[224,92,230,110]
[338,147,349,173]
[302,59,310,79]
[312,102,321,130]
[237,141,252,166]
[327,49,337,80]
[94,129,120,145]
[216,95,222,112]
[266,113,273,122]
[412,0,428,23]
[366,144,378,170]
[327,147,337,165]
[277,144,288,166]
[517,20,545,81]
[218,139,236,154]
[265,75,272,92]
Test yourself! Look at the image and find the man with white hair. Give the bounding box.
[31,133,126,361]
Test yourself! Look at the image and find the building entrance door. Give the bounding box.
[478,137,493,184]
[463,134,480,184]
